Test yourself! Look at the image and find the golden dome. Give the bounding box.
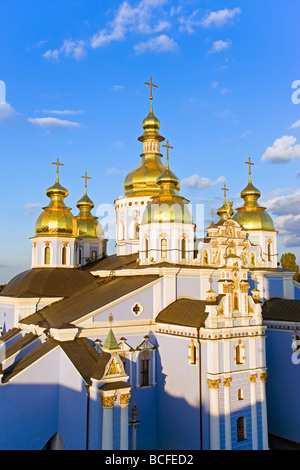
[75,175,104,238]
[124,100,166,197]
[216,184,234,223]
[35,162,75,237]
[232,160,275,231]
[142,153,193,225]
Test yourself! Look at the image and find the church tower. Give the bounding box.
[115,78,175,256]
[75,172,107,265]
[30,158,78,268]
[139,141,194,265]
[232,158,277,269]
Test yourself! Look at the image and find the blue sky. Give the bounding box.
[0,0,300,283]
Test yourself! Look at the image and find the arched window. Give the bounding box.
[119,221,125,240]
[190,342,196,365]
[250,252,255,267]
[61,246,67,265]
[235,340,244,365]
[141,358,150,387]
[203,250,209,265]
[145,238,149,259]
[233,292,239,311]
[238,389,244,400]
[181,238,186,259]
[44,246,50,265]
[161,238,167,259]
[79,248,82,265]
[135,223,140,240]
[237,417,246,442]
[268,242,272,262]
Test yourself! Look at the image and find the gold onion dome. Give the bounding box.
[124,77,179,197]
[142,143,193,225]
[75,173,104,238]
[35,159,75,236]
[232,158,275,231]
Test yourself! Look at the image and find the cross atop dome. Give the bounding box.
[144,76,158,101]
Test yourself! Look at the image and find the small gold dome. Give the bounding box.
[35,174,75,237]
[142,156,192,225]
[233,169,275,231]
[75,177,104,238]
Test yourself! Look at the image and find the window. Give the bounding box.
[92,250,97,260]
[161,238,167,259]
[190,342,196,365]
[238,388,244,400]
[250,252,255,267]
[181,238,186,259]
[235,340,244,365]
[268,242,272,262]
[237,417,246,441]
[203,250,209,265]
[44,246,50,265]
[141,358,150,387]
[145,238,149,259]
[61,246,67,265]
[134,223,140,240]
[79,248,82,265]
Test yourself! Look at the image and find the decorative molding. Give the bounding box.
[207,378,221,389]
[250,373,258,383]
[260,372,267,382]
[120,393,131,405]
[101,395,116,408]
[223,377,232,387]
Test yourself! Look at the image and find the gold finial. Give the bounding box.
[245,157,254,183]
[211,209,214,222]
[144,76,158,101]
[162,139,173,169]
[52,158,63,183]
[221,184,229,203]
[81,171,91,195]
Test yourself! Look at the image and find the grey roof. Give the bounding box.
[156,298,209,328]
[262,297,300,323]
[20,274,160,329]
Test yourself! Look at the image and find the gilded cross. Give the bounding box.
[52,158,63,182]
[221,184,229,202]
[245,157,254,181]
[81,171,91,192]
[144,76,158,100]
[162,139,173,168]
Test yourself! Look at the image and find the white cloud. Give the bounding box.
[201,7,241,28]
[261,135,300,163]
[182,174,226,189]
[112,85,125,90]
[43,39,87,61]
[91,0,170,49]
[178,10,200,34]
[208,39,232,53]
[134,34,177,54]
[42,109,85,115]
[0,103,16,121]
[28,117,81,129]
[291,119,300,128]
[262,189,300,216]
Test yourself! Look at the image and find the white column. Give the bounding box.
[260,372,269,449]
[223,377,232,450]
[101,395,115,450]
[120,393,131,450]
[207,378,220,450]
[250,374,258,450]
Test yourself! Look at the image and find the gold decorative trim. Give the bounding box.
[207,378,221,389]
[120,393,131,405]
[260,372,267,382]
[101,395,116,408]
[250,373,258,383]
[223,377,232,387]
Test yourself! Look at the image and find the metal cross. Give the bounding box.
[221,184,229,201]
[245,157,254,178]
[144,76,158,100]
[52,157,63,175]
[81,171,91,191]
[162,139,173,168]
